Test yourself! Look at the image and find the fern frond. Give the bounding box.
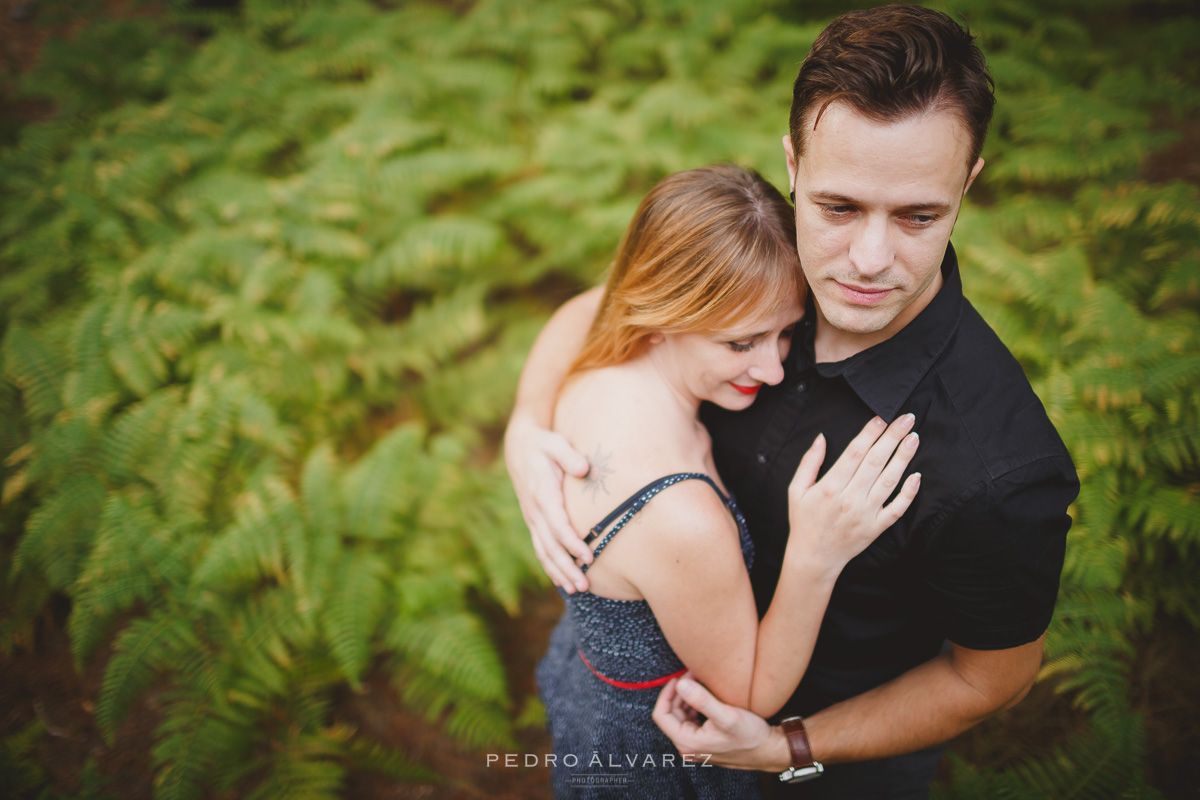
[192,477,296,593]
[97,610,197,741]
[388,611,509,706]
[15,472,106,590]
[340,424,434,541]
[152,687,255,800]
[323,550,388,688]
[101,387,185,483]
[356,216,506,294]
[2,324,66,422]
[69,490,193,667]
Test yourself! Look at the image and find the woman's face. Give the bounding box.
[650,289,804,412]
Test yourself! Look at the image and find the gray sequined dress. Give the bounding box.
[536,473,763,799]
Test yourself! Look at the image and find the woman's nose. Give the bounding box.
[748,343,785,386]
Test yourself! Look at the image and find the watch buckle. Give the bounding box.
[779,762,825,783]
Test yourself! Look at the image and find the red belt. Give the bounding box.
[578,650,686,690]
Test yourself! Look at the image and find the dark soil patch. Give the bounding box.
[0,603,160,799]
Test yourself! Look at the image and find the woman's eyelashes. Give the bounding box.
[726,324,795,353]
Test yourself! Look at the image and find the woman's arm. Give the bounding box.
[630,415,920,718]
[504,286,603,592]
[750,414,919,716]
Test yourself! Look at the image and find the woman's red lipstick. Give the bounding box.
[730,383,761,395]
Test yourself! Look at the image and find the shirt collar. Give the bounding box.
[796,243,965,422]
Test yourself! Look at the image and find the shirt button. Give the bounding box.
[756,453,767,464]
[796,381,807,392]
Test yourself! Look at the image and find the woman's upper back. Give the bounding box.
[553,359,739,601]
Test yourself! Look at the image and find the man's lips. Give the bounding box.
[730,383,761,395]
[836,281,893,306]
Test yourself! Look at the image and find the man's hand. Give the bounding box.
[504,286,603,593]
[504,410,591,593]
[653,674,791,772]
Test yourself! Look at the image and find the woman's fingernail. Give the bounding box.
[906,432,919,448]
[873,416,887,429]
[903,413,916,425]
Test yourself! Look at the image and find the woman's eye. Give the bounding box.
[780,325,795,339]
[727,341,754,353]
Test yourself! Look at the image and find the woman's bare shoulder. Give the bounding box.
[578,474,742,598]
[630,478,740,549]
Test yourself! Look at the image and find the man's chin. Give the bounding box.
[820,304,899,337]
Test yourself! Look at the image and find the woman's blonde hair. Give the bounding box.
[571,164,805,374]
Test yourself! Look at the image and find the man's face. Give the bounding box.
[784,102,984,350]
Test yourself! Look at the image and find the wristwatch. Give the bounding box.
[778,716,824,783]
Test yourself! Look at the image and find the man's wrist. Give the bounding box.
[766,724,794,772]
[778,716,825,783]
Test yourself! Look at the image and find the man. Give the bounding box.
[505,6,1078,797]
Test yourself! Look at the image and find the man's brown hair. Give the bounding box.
[788,4,995,175]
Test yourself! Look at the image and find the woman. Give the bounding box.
[533,165,920,798]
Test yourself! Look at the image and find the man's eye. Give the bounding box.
[727,341,754,353]
[822,205,855,217]
[906,214,939,227]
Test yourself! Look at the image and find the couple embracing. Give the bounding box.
[505,6,1079,798]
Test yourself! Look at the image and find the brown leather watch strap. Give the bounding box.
[781,716,815,768]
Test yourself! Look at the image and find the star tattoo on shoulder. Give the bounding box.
[582,444,615,500]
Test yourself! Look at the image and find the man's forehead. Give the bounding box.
[799,100,974,149]
[796,102,975,195]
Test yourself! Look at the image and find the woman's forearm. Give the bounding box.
[746,555,840,718]
[740,415,921,717]
[511,286,603,426]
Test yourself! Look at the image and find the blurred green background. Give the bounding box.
[0,0,1196,798]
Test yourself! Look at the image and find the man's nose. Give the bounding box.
[848,215,895,279]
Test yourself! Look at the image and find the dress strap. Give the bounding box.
[580,472,730,574]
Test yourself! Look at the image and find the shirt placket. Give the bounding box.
[747,368,815,485]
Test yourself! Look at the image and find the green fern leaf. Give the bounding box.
[341,425,431,541]
[96,610,196,741]
[15,472,106,589]
[2,324,65,422]
[69,491,193,667]
[323,550,388,688]
[193,478,296,592]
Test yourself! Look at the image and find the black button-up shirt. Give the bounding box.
[701,243,1079,718]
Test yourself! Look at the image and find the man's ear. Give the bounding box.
[782,134,798,193]
[964,156,985,194]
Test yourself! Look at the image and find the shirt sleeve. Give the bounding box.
[920,455,1080,651]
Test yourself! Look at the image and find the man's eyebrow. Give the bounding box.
[807,191,858,204]
[806,191,952,214]
[896,201,953,214]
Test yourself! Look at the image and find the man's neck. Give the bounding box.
[812,270,944,364]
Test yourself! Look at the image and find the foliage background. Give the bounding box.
[0,0,1196,798]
